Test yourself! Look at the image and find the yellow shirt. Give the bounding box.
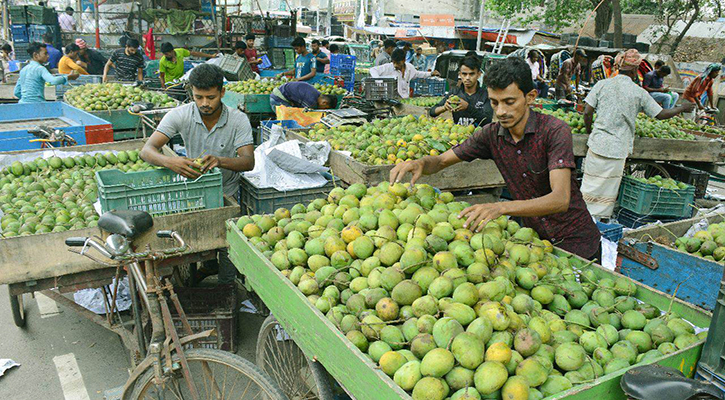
[58,56,88,75]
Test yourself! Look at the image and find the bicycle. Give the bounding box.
[66,209,287,400]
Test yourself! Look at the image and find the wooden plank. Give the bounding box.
[226,221,711,400]
[286,131,505,190]
[571,133,723,162]
[226,220,410,400]
[0,197,240,285]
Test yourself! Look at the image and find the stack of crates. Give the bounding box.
[330,54,356,91]
[9,6,30,62]
[29,24,61,49]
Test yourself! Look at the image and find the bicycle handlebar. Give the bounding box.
[65,237,89,247]
[66,230,189,265]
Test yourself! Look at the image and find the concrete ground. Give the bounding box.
[0,283,266,400]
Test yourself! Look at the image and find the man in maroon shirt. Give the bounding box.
[244,34,261,73]
[390,57,601,260]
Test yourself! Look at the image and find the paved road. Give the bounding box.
[0,283,265,400]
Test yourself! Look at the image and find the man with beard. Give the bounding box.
[140,63,254,284]
[390,57,601,261]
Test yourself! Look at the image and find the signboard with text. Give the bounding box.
[420,14,455,27]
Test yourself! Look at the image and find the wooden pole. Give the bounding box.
[475,0,485,51]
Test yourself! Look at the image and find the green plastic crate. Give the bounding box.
[239,175,336,215]
[222,91,273,114]
[9,6,27,25]
[26,6,57,25]
[97,168,223,216]
[618,175,695,218]
[284,49,295,69]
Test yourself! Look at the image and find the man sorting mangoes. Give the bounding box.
[140,64,254,284]
[428,56,492,126]
[390,57,601,260]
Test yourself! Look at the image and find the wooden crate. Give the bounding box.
[285,130,505,190]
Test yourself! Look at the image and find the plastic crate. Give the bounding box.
[239,175,337,215]
[270,48,287,69]
[259,54,272,70]
[695,365,725,397]
[170,284,237,352]
[14,43,30,61]
[330,54,356,71]
[284,49,295,69]
[261,119,303,142]
[663,164,709,199]
[617,175,696,218]
[218,55,254,81]
[9,6,27,25]
[266,36,294,49]
[29,24,61,47]
[411,78,447,96]
[11,24,29,43]
[596,221,623,242]
[615,207,684,229]
[698,279,725,385]
[26,6,57,25]
[96,168,224,216]
[363,77,397,100]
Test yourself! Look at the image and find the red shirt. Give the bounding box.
[452,111,601,259]
[683,76,713,104]
[244,48,259,73]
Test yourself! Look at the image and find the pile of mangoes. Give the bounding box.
[64,83,176,111]
[226,78,289,94]
[314,83,348,95]
[674,222,725,262]
[238,182,705,400]
[402,97,444,107]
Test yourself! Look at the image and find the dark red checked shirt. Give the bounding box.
[452,110,601,259]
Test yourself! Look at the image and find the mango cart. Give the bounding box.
[0,139,240,364]
[227,219,712,400]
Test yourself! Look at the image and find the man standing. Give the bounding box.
[527,51,548,98]
[140,64,254,285]
[390,57,601,260]
[270,81,338,111]
[580,49,694,220]
[244,34,262,74]
[158,42,215,87]
[103,38,145,82]
[429,56,492,126]
[278,37,316,82]
[370,48,439,98]
[375,39,396,67]
[42,34,62,70]
[76,38,107,75]
[58,43,88,75]
[412,47,427,71]
[320,40,331,73]
[58,7,76,32]
[555,49,586,100]
[683,63,721,112]
[15,42,79,103]
[643,63,678,109]
[310,39,329,75]
[329,44,340,55]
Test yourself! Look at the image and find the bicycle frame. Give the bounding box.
[67,232,213,400]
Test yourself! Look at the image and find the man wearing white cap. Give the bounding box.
[580,49,694,220]
[76,39,107,75]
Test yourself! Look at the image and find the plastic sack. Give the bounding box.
[275,105,325,126]
[73,277,132,315]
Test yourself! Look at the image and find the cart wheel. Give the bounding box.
[9,292,26,328]
[256,315,334,400]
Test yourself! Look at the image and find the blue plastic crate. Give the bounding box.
[259,54,272,70]
[615,208,685,229]
[596,221,623,242]
[11,24,28,43]
[330,54,356,71]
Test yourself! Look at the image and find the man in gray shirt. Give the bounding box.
[140,63,254,284]
[579,49,693,220]
[375,39,396,66]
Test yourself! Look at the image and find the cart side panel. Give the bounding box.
[571,133,722,162]
[226,221,411,400]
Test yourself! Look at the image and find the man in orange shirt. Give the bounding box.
[58,43,88,75]
[683,63,721,111]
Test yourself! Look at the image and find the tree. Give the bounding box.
[650,0,712,55]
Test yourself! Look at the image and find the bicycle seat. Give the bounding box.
[98,210,154,239]
[621,364,723,400]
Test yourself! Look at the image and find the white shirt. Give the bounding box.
[58,13,76,32]
[320,47,331,74]
[527,59,540,80]
[369,62,431,98]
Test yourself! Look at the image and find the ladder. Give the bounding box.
[492,19,511,54]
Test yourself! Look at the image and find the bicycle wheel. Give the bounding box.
[256,315,333,400]
[131,348,287,400]
[9,292,26,328]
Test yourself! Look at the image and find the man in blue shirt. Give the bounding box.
[310,39,329,73]
[278,37,316,81]
[270,81,338,111]
[643,62,679,109]
[43,33,62,70]
[14,42,78,103]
